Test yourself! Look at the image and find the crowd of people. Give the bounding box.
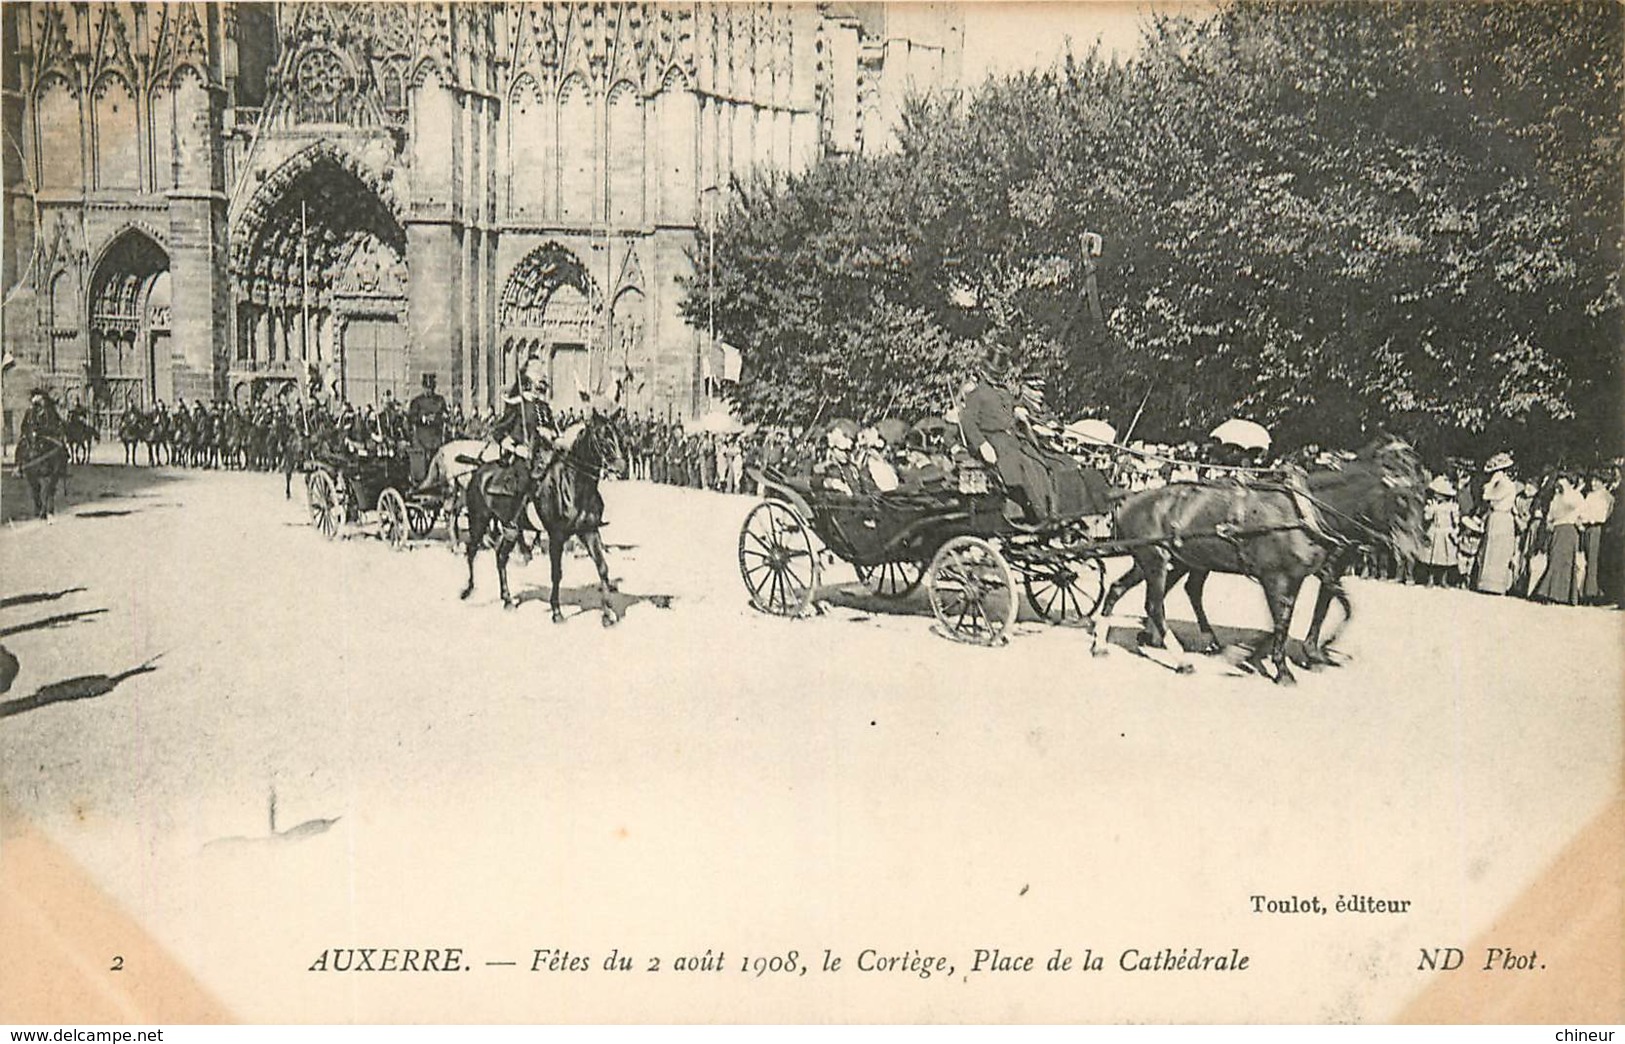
[56,372,1625,611]
[1367,452,1622,609]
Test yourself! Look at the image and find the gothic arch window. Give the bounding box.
[378,61,408,122]
[49,270,76,333]
[657,71,697,224]
[413,67,456,205]
[293,47,353,124]
[606,80,644,227]
[36,74,82,190]
[92,73,140,191]
[149,83,176,190]
[558,75,594,224]
[172,66,211,190]
[507,74,554,220]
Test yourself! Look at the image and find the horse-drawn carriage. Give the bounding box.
[740,464,1113,645]
[740,437,1426,682]
[304,443,451,549]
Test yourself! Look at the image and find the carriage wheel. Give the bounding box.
[307,471,340,540]
[738,500,820,617]
[378,487,410,550]
[854,560,925,598]
[1023,557,1106,626]
[406,500,437,539]
[927,536,1019,646]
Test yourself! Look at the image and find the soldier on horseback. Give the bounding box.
[489,354,556,540]
[21,387,66,445]
[18,388,69,517]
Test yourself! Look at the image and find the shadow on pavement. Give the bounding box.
[1,462,183,523]
[512,583,675,619]
[0,607,108,639]
[0,657,160,720]
[0,588,87,610]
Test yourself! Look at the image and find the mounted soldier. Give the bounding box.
[21,386,66,445]
[17,387,70,517]
[406,372,448,484]
[488,354,556,539]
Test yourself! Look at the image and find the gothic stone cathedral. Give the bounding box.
[0,2,962,433]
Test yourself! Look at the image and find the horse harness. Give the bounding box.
[1153,471,1343,576]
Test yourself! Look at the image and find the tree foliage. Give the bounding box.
[681,0,1622,461]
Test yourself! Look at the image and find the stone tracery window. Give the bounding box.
[294,47,352,124]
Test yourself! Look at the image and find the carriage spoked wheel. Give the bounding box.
[307,470,340,541]
[739,501,820,617]
[927,535,1019,646]
[853,560,925,598]
[405,500,437,539]
[377,487,410,550]
[1022,557,1106,626]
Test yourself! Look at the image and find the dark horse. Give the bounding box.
[1089,439,1425,685]
[460,408,627,625]
[14,430,70,519]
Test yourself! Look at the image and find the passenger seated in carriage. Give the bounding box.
[853,426,900,493]
[957,357,1106,525]
[812,427,864,495]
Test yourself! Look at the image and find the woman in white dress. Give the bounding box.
[1473,452,1520,594]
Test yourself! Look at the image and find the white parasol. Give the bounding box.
[1209,418,1271,452]
[1064,418,1118,445]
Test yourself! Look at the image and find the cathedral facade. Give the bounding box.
[1,1,962,432]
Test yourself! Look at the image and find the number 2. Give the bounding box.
[110,956,124,972]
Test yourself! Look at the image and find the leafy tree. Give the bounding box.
[682,0,1622,462]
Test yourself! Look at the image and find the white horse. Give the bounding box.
[419,438,500,549]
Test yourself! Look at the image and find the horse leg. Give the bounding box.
[1183,569,1222,654]
[1137,552,1194,675]
[548,530,567,624]
[1299,570,1351,669]
[1259,574,1305,686]
[1090,559,1145,657]
[582,529,619,626]
[496,536,516,610]
[461,494,485,601]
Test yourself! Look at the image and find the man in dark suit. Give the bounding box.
[406,372,448,484]
[957,361,1051,523]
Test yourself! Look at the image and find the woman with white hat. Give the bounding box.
[1473,452,1520,594]
[1420,475,1460,587]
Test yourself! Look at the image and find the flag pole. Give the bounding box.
[300,199,311,397]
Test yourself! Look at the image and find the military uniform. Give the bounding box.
[21,391,65,444]
[488,382,556,533]
[406,376,448,483]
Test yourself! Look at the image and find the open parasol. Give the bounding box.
[1063,418,1118,445]
[1209,418,1271,452]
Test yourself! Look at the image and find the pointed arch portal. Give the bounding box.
[88,229,170,415]
[234,147,409,407]
[499,242,604,411]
